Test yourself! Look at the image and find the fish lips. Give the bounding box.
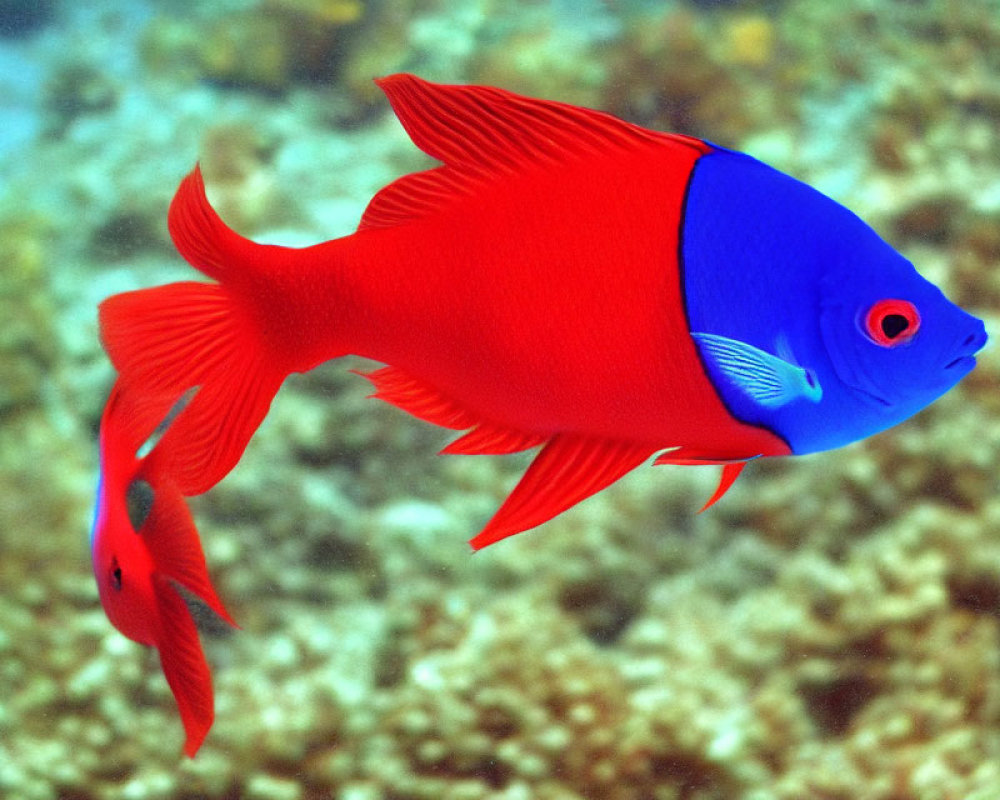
[935,319,987,383]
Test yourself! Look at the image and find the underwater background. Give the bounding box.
[2,0,999,797]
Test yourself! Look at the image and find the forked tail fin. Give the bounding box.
[166,165,260,284]
[99,167,287,495]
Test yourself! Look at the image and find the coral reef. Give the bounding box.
[0,213,57,414]
[142,0,365,94]
[2,0,999,797]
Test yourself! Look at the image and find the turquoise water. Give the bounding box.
[1,1,999,797]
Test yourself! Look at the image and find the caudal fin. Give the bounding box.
[166,165,257,284]
[99,167,286,495]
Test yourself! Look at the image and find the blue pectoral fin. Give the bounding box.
[692,332,822,408]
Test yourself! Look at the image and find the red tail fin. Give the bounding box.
[166,165,257,283]
[99,167,287,495]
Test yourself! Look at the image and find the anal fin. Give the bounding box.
[354,366,479,430]
[357,366,547,455]
[442,423,546,455]
[470,435,655,550]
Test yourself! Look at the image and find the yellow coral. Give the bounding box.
[723,14,775,68]
[263,0,363,25]
[200,16,291,92]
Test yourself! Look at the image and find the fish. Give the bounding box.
[91,382,237,756]
[98,74,987,549]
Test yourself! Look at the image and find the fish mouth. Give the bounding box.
[850,354,977,409]
[944,354,977,372]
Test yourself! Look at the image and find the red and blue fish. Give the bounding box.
[91,383,237,756]
[98,73,986,553]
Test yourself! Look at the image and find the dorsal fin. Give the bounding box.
[360,74,708,230]
[358,168,468,230]
[375,73,690,173]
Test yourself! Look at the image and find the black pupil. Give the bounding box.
[881,313,910,339]
[111,558,123,591]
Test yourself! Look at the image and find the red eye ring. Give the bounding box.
[864,299,920,347]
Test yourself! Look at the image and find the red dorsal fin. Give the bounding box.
[360,74,708,230]
[101,381,185,469]
[441,423,546,456]
[375,73,696,173]
[152,573,215,757]
[359,168,470,230]
[469,435,655,550]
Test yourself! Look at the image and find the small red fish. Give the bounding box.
[91,383,237,756]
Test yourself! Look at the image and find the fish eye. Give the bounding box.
[126,479,154,532]
[110,557,123,592]
[864,299,920,347]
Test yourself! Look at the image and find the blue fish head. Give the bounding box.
[683,147,986,456]
[819,249,987,429]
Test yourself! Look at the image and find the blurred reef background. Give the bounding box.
[2,0,1000,798]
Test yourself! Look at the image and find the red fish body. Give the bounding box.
[280,96,786,455]
[102,74,983,550]
[91,384,237,756]
[103,75,789,548]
